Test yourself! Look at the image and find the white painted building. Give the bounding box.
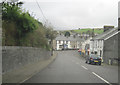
[55,35,84,50]
[90,39,104,56]
[80,37,92,50]
[56,40,71,50]
[90,28,118,60]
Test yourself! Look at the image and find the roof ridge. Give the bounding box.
[92,28,117,40]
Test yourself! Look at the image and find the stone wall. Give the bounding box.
[2,46,51,73]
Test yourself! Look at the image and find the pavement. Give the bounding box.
[23,50,118,84]
[2,51,57,83]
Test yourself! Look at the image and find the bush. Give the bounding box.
[2,1,56,50]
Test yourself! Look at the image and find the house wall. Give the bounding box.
[56,40,63,50]
[77,41,80,48]
[103,34,118,64]
[56,41,59,50]
[70,41,75,48]
[70,41,79,49]
[81,38,91,51]
[90,41,93,53]
[68,41,71,48]
[90,40,103,57]
[95,40,103,55]
[56,40,71,50]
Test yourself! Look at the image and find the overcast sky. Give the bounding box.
[20,0,119,30]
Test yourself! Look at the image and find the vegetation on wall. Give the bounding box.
[2,1,57,50]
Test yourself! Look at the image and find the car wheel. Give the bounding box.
[88,60,91,64]
[99,62,101,65]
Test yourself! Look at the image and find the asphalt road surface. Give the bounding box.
[24,51,118,84]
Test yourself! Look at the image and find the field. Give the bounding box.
[73,28,103,34]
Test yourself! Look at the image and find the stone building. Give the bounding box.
[103,29,119,64]
[90,27,119,64]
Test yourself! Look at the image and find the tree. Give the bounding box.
[2,1,39,45]
[92,29,95,37]
[87,30,90,37]
[73,35,76,38]
[64,31,70,37]
[82,32,85,38]
[45,27,57,54]
[2,0,56,50]
[45,27,57,48]
[45,28,57,41]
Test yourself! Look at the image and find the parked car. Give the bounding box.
[85,54,101,65]
[78,49,81,52]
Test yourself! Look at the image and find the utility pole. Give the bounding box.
[92,28,94,38]
[63,40,65,50]
[51,39,53,56]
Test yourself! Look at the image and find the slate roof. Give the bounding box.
[55,35,85,42]
[91,28,118,40]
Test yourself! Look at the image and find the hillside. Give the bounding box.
[73,28,104,34]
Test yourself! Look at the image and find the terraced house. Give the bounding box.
[53,35,84,50]
[90,26,119,64]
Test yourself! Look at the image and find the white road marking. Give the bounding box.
[20,75,33,83]
[92,72,112,85]
[81,65,88,70]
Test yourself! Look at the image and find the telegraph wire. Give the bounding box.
[35,0,54,28]
[35,0,47,23]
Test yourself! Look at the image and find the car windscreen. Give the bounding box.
[90,54,100,58]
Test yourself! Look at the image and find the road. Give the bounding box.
[24,51,118,84]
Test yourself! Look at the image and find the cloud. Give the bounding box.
[21,0,118,30]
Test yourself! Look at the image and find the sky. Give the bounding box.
[20,0,119,30]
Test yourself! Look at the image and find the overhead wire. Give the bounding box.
[35,0,54,28]
[35,0,47,23]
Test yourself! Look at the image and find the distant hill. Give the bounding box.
[72,28,103,34]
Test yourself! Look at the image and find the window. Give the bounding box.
[59,45,63,48]
[59,40,61,44]
[66,41,68,44]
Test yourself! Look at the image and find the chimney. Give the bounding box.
[103,25,114,32]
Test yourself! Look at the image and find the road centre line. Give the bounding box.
[81,65,88,70]
[92,72,112,85]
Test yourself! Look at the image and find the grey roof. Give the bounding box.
[91,28,118,40]
[85,44,90,49]
[55,35,85,42]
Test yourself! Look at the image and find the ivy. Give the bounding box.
[2,1,39,38]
